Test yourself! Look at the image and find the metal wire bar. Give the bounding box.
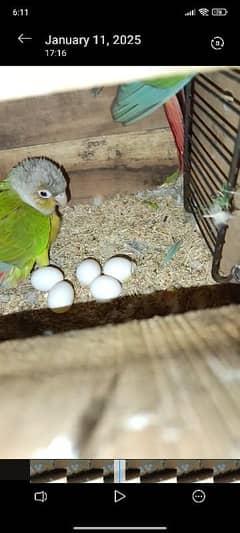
[193,112,233,162]
[184,70,240,281]
[193,95,237,139]
[191,157,219,202]
[191,145,228,190]
[190,130,229,181]
[196,76,240,114]
[188,195,216,253]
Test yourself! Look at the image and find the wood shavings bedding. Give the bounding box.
[0,188,213,316]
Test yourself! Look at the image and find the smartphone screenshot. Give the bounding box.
[0,4,239,532]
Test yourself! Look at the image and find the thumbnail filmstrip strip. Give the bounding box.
[30,459,240,483]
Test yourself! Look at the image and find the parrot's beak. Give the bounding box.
[55,191,68,207]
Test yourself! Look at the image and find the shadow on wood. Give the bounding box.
[1,283,240,343]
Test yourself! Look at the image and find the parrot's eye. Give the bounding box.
[38,189,52,199]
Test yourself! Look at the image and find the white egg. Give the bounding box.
[47,281,74,313]
[76,259,102,286]
[89,275,122,301]
[103,256,136,282]
[30,266,64,291]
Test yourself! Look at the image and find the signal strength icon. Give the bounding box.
[199,8,210,15]
[185,9,196,16]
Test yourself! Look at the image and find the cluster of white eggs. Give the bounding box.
[30,267,74,313]
[30,256,136,312]
[76,256,136,300]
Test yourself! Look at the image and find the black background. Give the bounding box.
[7,482,240,532]
[0,3,238,65]
[0,460,29,480]
[0,463,239,531]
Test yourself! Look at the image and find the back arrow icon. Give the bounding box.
[114,490,126,503]
[18,34,32,44]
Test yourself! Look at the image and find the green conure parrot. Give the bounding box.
[111,73,194,173]
[0,157,67,288]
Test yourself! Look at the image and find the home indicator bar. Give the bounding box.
[73,526,167,531]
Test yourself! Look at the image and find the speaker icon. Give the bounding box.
[34,491,48,503]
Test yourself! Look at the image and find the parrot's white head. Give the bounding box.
[8,157,68,215]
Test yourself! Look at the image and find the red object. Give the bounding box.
[163,93,184,173]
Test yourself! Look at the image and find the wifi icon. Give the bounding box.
[199,8,210,15]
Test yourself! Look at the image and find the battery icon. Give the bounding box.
[212,8,228,16]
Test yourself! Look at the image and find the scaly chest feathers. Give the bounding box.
[0,189,58,268]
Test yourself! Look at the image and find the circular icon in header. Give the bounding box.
[211,36,225,50]
[192,489,206,504]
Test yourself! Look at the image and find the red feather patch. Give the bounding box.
[163,95,184,173]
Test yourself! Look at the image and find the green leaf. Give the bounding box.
[164,170,179,184]
[143,200,159,209]
[162,240,182,264]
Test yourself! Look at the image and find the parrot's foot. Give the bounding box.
[0,272,6,286]
[36,249,50,267]
[0,270,19,288]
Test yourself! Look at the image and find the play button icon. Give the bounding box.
[114,490,126,503]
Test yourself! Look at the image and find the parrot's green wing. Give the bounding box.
[144,73,192,88]
[0,183,50,268]
[111,74,193,125]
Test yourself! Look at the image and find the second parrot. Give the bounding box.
[111,73,194,173]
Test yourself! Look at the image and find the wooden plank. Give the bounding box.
[0,283,239,343]
[219,167,240,277]
[68,165,177,203]
[219,211,240,276]
[0,66,227,101]
[0,129,176,177]
[206,70,240,104]
[1,303,240,458]
[0,86,168,150]
[0,368,117,458]
[0,128,177,201]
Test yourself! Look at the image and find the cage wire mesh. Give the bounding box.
[184,69,240,283]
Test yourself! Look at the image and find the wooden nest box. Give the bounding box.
[0,86,178,202]
[1,68,240,459]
